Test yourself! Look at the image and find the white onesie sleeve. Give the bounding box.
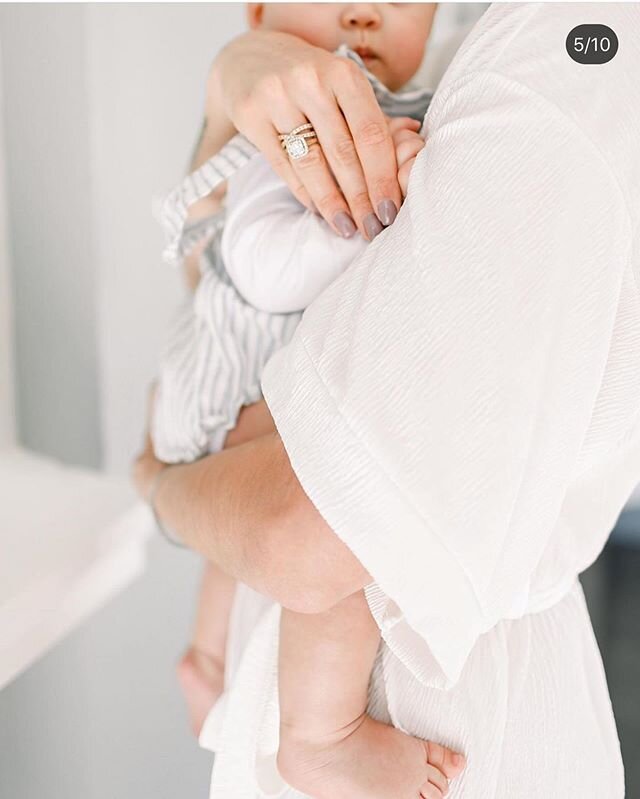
[220,155,366,314]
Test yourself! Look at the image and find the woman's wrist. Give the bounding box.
[148,465,186,548]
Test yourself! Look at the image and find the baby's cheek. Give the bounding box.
[389,27,430,86]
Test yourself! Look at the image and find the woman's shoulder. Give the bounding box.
[428,4,639,216]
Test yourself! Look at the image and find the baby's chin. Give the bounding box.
[361,57,385,81]
[361,57,404,92]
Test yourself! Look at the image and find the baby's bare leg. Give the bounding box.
[278,591,465,799]
[177,561,236,736]
[279,589,379,745]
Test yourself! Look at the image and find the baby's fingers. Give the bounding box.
[398,157,416,197]
[386,115,422,136]
[394,129,425,167]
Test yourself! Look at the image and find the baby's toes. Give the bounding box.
[424,740,466,780]
[419,763,450,798]
[419,777,445,799]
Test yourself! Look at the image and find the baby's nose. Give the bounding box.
[340,3,382,31]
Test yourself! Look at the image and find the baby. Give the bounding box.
[156,4,465,798]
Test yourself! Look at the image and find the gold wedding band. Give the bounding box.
[278,122,319,160]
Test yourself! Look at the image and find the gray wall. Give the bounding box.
[0,540,214,799]
[0,5,245,798]
[0,37,14,449]
[1,5,102,467]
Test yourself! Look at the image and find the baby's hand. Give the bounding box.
[177,645,225,737]
[387,116,425,198]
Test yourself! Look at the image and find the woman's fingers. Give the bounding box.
[289,138,363,238]
[301,94,382,239]
[243,78,359,239]
[239,113,317,213]
[225,42,407,239]
[333,59,403,226]
[272,97,356,238]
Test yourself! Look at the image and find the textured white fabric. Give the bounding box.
[201,4,639,797]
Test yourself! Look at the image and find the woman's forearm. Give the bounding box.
[152,431,370,613]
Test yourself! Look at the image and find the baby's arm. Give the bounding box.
[221,117,424,315]
[220,155,366,314]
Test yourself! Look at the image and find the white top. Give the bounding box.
[203,4,640,797]
[221,155,366,314]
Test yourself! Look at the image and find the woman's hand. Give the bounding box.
[212,30,402,241]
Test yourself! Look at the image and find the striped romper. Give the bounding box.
[153,47,432,464]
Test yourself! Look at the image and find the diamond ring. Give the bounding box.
[278,123,318,160]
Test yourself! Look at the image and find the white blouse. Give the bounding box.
[202,4,640,797]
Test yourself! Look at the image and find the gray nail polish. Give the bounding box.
[333,211,357,239]
[364,213,384,241]
[377,198,397,226]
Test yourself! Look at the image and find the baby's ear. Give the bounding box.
[246,4,264,29]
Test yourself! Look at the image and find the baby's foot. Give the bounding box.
[278,714,465,799]
[176,646,225,737]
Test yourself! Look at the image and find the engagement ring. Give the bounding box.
[279,123,318,160]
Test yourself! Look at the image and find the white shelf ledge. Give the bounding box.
[0,446,154,691]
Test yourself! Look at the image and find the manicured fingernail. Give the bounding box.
[377,198,397,226]
[333,211,357,238]
[453,753,465,767]
[364,212,383,241]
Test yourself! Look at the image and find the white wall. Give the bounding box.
[86,3,244,474]
[0,6,103,466]
[0,42,15,449]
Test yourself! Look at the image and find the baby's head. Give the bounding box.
[247,3,437,91]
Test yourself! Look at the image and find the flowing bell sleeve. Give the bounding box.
[261,72,632,689]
